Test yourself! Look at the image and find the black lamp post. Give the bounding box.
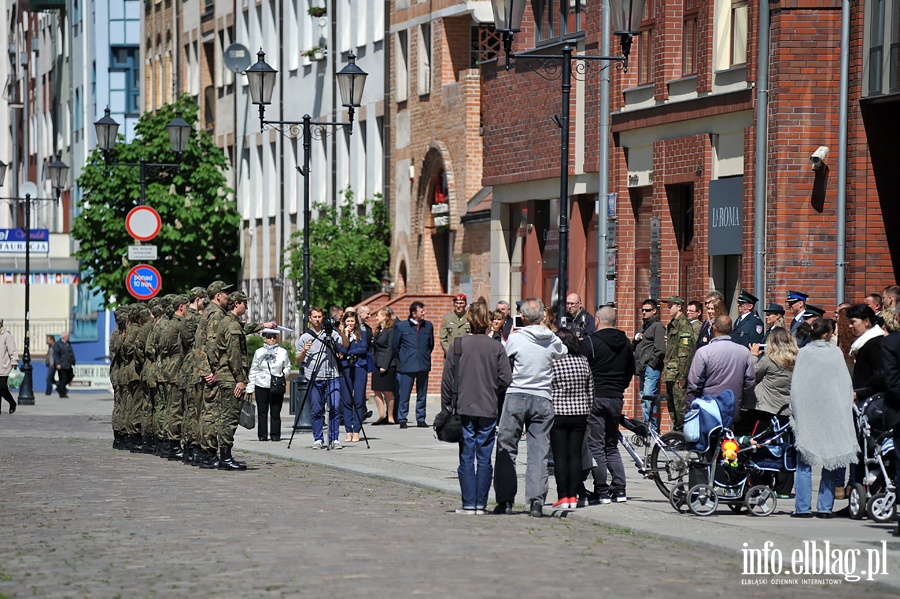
[94,107,192,205]
[490,0,645,325]
[0,157,69,405]
[246,49,367,331]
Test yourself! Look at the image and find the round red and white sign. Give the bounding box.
[125,206,162,241]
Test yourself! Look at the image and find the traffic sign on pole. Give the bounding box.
[126,264,162,300]
[125,206,162,241]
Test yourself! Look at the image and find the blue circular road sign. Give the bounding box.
[126,264,162,300]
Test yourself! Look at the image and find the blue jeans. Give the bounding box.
[639,365,661,430]
[341,366,367,433]
[310,378,341,443]
[458,416,497,510]
[398,371,428,424]
[795,457,839,514]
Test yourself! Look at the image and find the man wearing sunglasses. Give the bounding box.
[633,299,666,432]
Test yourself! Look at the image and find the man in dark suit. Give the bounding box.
[53,332,76,398]
[497,300,514,340]
[392,301,434,428]
[732,290,764,347]
[786,290,808,335]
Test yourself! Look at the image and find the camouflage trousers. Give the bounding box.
[181,381,204,447]
[153,383,168,440]
[162,384,185,442]
[665,381,687,430]
[125,381,145,436]
[141,385,155,439]
[198,380,220,452]
[216,379,242,448]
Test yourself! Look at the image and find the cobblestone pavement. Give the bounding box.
[0,415,894,598]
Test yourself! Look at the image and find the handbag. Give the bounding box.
[434,337,463,443]
[239,397,256,429]
[267,360,286,395]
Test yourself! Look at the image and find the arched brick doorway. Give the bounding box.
[418,146,455,294]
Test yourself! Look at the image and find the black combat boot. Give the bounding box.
[189,446,202,466]
[182,444,192,464]
[141,435,155,454]
[129,434,144,453]
[217,446,247,471]
[112,432,121,450]
[198,448,219,469]
[167,441,184,461]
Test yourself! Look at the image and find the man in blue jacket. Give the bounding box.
[392,301,434,428]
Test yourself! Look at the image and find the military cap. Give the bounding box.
[665,296,685,306]
[802,304,825,319]
[207,280,234,298]
[786,290,808,303]
[148,297,165,316]
[189,286,207,302]
[227,291,249,304]
[736,290,759,304]
[762,303,785,315]
[172,294,189,307]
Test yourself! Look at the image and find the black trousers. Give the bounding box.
[56,368,74,397]
[550,414,588,499]
[0,375,14,406]
[256,386,285,440]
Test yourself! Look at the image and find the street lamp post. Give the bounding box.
[93,107,192,205]
[246,50,367,331]
[0,158,69,405]
[490,0,645,325]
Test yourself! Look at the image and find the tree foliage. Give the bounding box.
[73,96,241,306]
[286,190,391,309]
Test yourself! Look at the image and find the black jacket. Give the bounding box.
[853,335,884,401]
[579,328,635,399]
[881,333,900,430]
[372,328,397,371]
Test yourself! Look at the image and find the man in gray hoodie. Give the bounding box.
[493,298,568,517]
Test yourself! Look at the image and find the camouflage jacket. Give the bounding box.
[180,307,201,379]
[662,314,696,382]
[157,314,184,388]
[214,311,249,384]
[195,302,225,378]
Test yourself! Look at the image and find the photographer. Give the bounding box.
[339,311,372,443]
[296,307,349,449]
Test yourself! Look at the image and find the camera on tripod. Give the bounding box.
[322,316,338,333]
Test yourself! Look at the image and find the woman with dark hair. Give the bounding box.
[549,328,593,509]
[846,303,885,402]
[371,307,397,425]
[339,311,371,443]
[440,301,511,514]
[790,318,859,518]
[834,302,857,375]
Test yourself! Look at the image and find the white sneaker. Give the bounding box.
[613,494,627,503]
[312,440,324,450]
[331,441,343,450]
[600,496,612,505]
[455,509,477,515]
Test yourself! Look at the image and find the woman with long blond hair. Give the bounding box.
[371,307,398,425]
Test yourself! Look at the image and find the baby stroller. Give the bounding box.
[669,393,796,517]
[847,394,896,523]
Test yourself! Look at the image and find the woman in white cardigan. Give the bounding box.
[247,329,292,441]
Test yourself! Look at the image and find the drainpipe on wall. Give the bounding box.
[753,0,771,310]
[835,0,850,303]
[596,0,611,307]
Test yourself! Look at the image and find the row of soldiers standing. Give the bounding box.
[109,281,274,470]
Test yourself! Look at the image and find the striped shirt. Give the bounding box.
[551,354,593,416]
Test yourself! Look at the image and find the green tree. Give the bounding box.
[73,96,241,305]
[286,190,390,309]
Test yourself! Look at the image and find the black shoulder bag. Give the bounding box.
[267,359,287,395]
[434,337,463,443]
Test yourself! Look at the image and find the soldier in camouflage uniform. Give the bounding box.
[180,287,206,464]
[214,291,252,470]
[662,296,696,430]
[196,281,233,468]
[123,305,148,451]
[159,294,188,460]
[142,298,166,453]
[110,306,127,449]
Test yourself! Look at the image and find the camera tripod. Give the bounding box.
[288,327,370,450]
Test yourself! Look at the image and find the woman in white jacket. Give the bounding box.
[247,329,292,441]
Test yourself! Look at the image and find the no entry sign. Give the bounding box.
[126,264,162,300]
[125,206,162,241]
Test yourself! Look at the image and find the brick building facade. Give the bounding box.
[483,0,898,417]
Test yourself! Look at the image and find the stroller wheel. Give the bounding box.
[745,485,777,517]
[669,482,690,513]
[687,484,718,516]
[848,483,867,520]
[866,492,896,524]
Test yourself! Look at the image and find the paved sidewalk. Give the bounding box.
[5,390,900,591]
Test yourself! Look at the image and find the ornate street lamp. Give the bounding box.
[246,49,368,331]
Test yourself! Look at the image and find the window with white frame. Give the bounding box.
[417,23,432,96]
[683,0,698,76]
[731,0,748,66]
[396,30,409,102]
[638,2,655,86]
[532,0,585,45]
[865,0,900,95]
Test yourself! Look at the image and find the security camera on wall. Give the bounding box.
[810,146,830,170]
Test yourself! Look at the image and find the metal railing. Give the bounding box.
[2,319,70,356]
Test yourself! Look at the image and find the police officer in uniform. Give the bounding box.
[786,290,809,335]
[732,290,764,347]
[661,296,696,429]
